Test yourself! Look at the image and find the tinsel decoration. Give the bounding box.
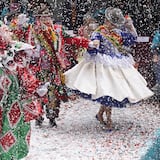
[96,25,123,48]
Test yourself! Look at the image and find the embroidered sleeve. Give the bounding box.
[114,29,137,46]
[121,31,137,46]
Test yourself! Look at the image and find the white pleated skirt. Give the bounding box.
[64,54,154,105]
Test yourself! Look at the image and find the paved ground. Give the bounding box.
[23,97,160,160]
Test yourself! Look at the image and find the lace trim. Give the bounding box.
[84,52,135,68]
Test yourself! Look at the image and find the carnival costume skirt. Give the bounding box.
[64,53,154,107]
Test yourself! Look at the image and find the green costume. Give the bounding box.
[0,68,30,160]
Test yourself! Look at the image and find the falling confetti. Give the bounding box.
[0,1,159,160]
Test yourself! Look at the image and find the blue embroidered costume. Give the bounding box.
[64,18,153,108]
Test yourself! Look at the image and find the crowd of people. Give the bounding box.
[0,0,159,159]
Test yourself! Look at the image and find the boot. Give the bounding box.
[49,118,57,127]
[46,100,60,127]
[35,116,44,127]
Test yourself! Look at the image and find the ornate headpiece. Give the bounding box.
[105,7,125,27]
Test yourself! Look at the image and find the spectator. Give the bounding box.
[151,29,160,92]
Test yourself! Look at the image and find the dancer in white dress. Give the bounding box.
[64,7,154,130]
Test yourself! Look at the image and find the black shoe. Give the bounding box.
[49,119,57,128]
[35,117,44,127]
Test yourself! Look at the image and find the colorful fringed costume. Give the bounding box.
[30,22,68,126]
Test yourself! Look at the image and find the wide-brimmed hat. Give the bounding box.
[105,7,125,27]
